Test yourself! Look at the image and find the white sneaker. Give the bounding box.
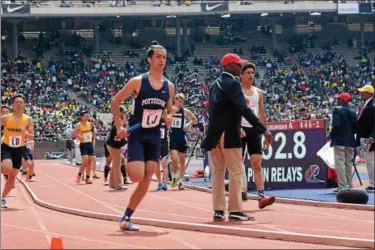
[2,199,8,208]
[103,179,109,186]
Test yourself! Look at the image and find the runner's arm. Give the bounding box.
[0,115,7,127]
[25,117,34,140]
[258,91,267,125]
[184,108,198,127]
[111,77,141,132]
[72,124,84,141]
[92,126,97,146]
[166,82,175,115]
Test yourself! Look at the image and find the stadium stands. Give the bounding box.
[1,15,374,140]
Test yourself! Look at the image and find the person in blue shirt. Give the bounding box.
[328,92,357,192]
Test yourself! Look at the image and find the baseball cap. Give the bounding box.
[335,93,351,103]
[358,84,374,94]
[221,53,248,67]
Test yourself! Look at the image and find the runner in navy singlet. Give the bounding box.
[170,93,197,190]
[156,114,170,191]
[111,41,175,231]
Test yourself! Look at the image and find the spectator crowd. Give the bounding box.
[1,28,374,141]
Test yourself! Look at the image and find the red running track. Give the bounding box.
[1,160,374,249]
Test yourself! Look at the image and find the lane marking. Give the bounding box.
[44,173,122,214]
[19,182,51,244]
[1,223,150,249]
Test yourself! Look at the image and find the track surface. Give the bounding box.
[1,160,374,249]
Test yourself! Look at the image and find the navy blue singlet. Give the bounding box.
[128,73,170,133]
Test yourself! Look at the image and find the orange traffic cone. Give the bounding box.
[50,236,63,250]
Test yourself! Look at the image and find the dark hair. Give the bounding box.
[11,93,25,103]
[1,105,10,111]
[80,111,89,117]
[147,40,166,58]
[241,62,256,74]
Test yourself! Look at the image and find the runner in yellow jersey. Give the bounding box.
[1,94,34,208]
[71,111,95,184]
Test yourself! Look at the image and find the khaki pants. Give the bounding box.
[209,137,243,213]
[107,145,122,189]
[364,151,374,187]
[334,146,354,189]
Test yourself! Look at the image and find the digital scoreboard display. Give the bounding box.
[245,119,328,189]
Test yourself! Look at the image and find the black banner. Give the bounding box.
[1,4,30,14]
[359,2,374,14]
[200,1,229,12]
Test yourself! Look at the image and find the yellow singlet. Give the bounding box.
[78,122,93,143]
[3,113,29,148]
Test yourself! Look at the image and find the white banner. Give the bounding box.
[338,3,359,14]
[317,142,335,169]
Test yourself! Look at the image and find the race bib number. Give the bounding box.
[160,127,165,139]
[142,109,162,128]
[84,132,92,142]
[9,136,21,147]
[171,117,182,128]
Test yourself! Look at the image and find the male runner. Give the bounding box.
[240,63,275,209]
[156,113,169,191]
[105,105,128,190]
[170,93,197,190]
[23,139,35,182]
[71,111,95,184]
[1,94,34,208]
[111,41,174,231]
[1,105,11,180]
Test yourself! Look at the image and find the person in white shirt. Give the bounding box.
[240,63,275,209]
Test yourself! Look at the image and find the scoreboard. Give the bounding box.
[245,119,329,190]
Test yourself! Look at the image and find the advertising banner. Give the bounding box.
[1,4,30,15]
[245,119,328,189]
[200,1,229,12]
[337,3,359,14]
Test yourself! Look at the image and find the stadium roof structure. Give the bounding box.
[1,1,338,18]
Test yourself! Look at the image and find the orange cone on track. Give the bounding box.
[50,236,63,250]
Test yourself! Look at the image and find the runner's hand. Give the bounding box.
[165,114,173,128]
[115,127,129,141]
[240,128,246,138]
[263,130,273,148]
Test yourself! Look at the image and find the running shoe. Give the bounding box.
[124,179,132,185]
[259,196,275,209]
[85,179,93,184]
[171,177,178,188]
[111,186,128,191]
[1,199,8,208]
[103,179,109,186]
[157,183,163,191]
[178,181,184,190]
[119,219,139,231]
[213,210,225,221]
[242,192,248,201]
[228,211,255,221]
[76,176,81,184]
[162,183,168,191]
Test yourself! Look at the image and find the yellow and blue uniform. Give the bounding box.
[1,113,29,169]
[78,122,95,156]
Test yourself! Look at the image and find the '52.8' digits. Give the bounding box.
[261,131,306,160]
